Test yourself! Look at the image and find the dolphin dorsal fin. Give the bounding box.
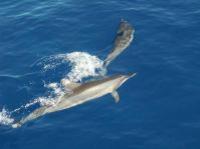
[111,90,120,103]
[61,79,81,90]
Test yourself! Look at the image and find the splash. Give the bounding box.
[38,51,106,82]
[64,52,105,82]
[10,83,64,114]
[0,108,14,126]
[0,51,106,127]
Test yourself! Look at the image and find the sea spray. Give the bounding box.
[0,108,14,126]
[64,52,105,82]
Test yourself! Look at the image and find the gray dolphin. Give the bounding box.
[104,19,135,67]
[12,73,136,128]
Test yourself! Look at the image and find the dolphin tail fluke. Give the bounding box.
[11,106,49,129]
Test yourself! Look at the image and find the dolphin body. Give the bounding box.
[104,20,135,67]
[12,73,136,128]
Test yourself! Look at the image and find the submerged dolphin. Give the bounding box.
[104,19,135,67]
[12,73,136,128]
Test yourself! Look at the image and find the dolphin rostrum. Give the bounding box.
[104,19,135,67]
[12,73,136,128]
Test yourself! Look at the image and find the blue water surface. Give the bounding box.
[0,0,200,149]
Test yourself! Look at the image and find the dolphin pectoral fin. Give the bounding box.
[111,90,120,103]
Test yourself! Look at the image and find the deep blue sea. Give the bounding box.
[0,0,200,149]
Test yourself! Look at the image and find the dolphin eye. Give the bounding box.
[117,31,124,36]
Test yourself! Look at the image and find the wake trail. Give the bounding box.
[0,51,106,127]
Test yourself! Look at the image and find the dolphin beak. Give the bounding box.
[126,73,137,78]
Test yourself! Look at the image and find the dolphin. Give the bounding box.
[104,19,135,67]
[12,73,136,128]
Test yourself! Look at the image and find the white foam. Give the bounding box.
[0,108,14,125]
[38,52,106,81]
[63,52,105,82]
[10,82,65,114]
[22,82,65,108]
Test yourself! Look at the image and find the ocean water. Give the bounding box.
[0,0,200,149]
